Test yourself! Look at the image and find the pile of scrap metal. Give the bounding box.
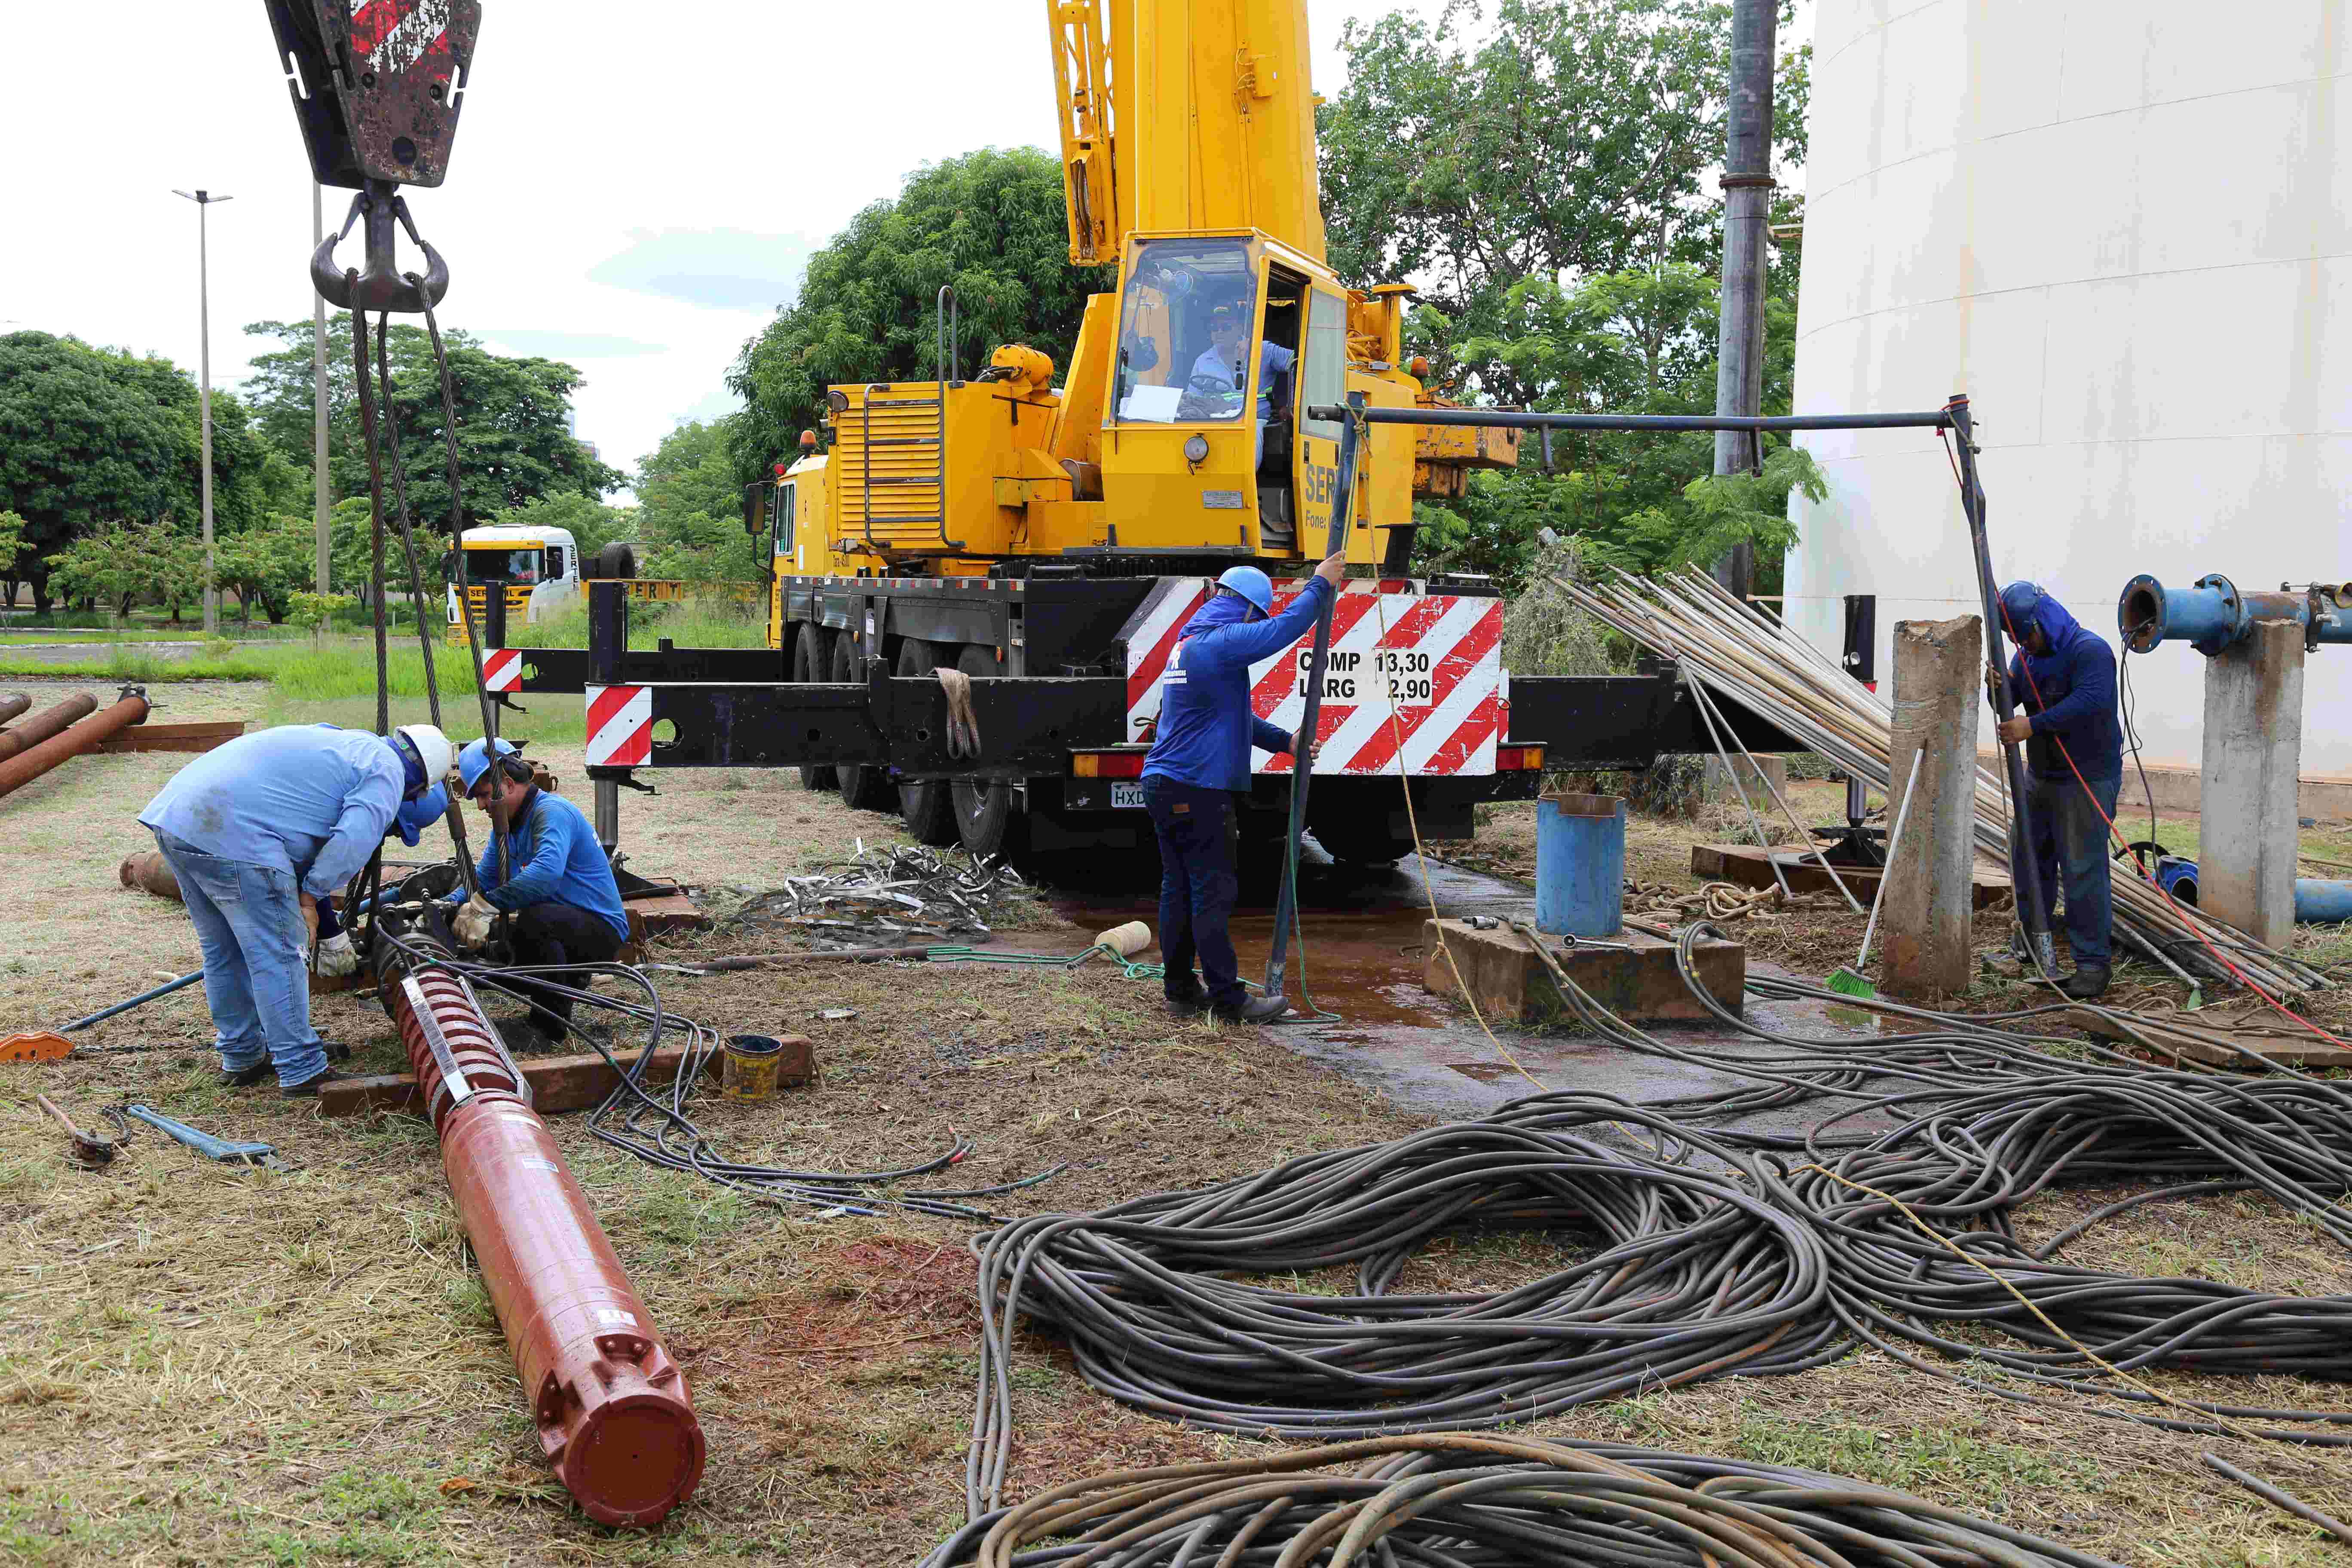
[0,689,150,801]
[723,843,1026,946]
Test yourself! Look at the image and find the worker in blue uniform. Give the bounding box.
[1142,552,1347,1022]
[139,722,455,1095]
[1991,582,2125,1000]
[447,737,629,1040]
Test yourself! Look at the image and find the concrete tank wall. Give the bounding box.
[1785,0,2352,780]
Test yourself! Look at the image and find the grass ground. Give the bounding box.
[6,696,2352,1564]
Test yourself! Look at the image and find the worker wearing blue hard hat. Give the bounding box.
[1990,582,2124,1000]
[138,722,456,1096]
[1141,549,1348,1023]
[446,737,628,1041]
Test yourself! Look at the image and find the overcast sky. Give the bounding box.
[3,0,1476,493]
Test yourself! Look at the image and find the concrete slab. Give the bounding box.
[1422,919,1743,1027]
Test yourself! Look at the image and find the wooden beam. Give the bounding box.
[319,1035,814,1118]
[97,720,248,754]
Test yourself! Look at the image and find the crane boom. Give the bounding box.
[1050,0,1327,267]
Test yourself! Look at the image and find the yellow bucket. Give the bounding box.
[720,1034,784,1105]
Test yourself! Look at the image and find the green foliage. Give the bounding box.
[214,511,318,624]
[43,522,200,619]
[632,420,762,582]
[0,511,21,574]
[288,591,353,633]
[1319,0,1810,325]
[481,491,635,561]
[241,318,622,533]
[728,147,1103,481]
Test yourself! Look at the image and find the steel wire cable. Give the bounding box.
[967,1104,1846,1515]
[928,1433,2126,1568]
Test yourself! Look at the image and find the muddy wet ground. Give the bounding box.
[1029,842,1894,1145]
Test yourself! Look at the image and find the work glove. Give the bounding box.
[1982,661,2006,713]
[453,894,498,951]
[313,930,358,978]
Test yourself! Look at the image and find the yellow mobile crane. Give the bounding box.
[763,0,1513,589]
[518,0,1561,864]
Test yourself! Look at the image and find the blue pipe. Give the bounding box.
[2151,857,2352,925]
[2118,574,2352,655]
[62,970,203,1032]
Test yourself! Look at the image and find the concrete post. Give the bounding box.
[1882,615,1981,998]
[2201,618,2305,948]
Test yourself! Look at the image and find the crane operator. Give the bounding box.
[1142,551,1348,1024]
[1190,303,1294,469]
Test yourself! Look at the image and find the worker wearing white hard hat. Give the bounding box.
[445,737,628,1042]
[138,722,455,1096]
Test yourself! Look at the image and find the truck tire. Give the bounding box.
[593,541,636,581]
[830,634,895,811]
[894,639,960,846]
[791,624,837,792]
[949,644,1018,858]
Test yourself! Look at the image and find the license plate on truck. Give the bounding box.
[1110,781,1145,809]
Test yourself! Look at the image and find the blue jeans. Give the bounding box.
[1144,777,1244,1008]
[153,829,328,1087]
[2026,775,2117,967]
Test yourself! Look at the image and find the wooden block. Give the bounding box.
[621,877,711,933]
[1691,843,2010,910]
[1424,919,1742,1026]
[97,720,248,754]
[2057,1006,2352,1070]
[318,1035,814,1118]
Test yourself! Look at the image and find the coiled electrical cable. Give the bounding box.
[929,1433,2125,1568]
[968,1101,1844,1515]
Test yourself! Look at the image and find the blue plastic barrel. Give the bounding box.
[1536,793,1626,938]
[2299,879,2352,925]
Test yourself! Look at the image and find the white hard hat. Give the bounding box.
[393,723,456,798]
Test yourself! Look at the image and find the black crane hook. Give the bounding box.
[313,181,450,313]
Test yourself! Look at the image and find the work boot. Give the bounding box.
[219,1061,272,1088]
[2058,964,2110,1001]
[280,1068,348,1099]
[1166,983,1211,1017]
[1211,994,1290,1025]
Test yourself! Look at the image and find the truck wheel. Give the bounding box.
[894,640,960,845]
[791,625,837,792]
[594,541,636,580]
[949,644,1019,858]
[830,634,895,811]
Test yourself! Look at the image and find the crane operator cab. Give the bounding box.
[1106,231,1348,560]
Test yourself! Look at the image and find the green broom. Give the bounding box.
[1826,751,1924,1000]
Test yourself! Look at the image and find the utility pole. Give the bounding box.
[173,188,233,634]
[312,182,331,593]
[1708,0,1777,602]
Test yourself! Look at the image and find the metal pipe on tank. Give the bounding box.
[0,693,100,763]
[0,690,147,799]
[378,950,704,1527]
[2117,574,2352,655]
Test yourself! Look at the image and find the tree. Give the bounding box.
[632,420,761,582]
[1408,266,1815,594]
[1319,0,1811,332]
[214,511,317,624]
[482,492,635,563]
[0,333,187,611]
[241,318,623,533]
[44,522,199,619]
[728,147,1103,481]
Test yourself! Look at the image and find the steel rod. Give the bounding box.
[1305,406,1955,432]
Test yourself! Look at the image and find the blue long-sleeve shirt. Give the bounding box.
[1142,575,1333,791]
[140,725,404,898]
[447,787,629,942]
[2001,584,2123,782]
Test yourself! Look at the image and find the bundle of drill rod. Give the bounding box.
[968,933,2352,1513]
[726,842,1024,943]
[1556,567,2329,995]
[929,1434,2124,1568]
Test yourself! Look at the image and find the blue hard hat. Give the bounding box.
[458,736,519,793]
[1998,581,2043,631]
[1215,565,1274,617]
[393,789,449,848]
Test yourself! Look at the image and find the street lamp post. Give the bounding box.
[312,182,331,594]
[172,188,233,634]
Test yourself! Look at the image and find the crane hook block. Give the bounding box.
[264,0,482,191]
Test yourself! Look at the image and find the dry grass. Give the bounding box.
[7,695,2352,1563]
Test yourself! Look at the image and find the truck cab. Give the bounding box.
[447,524,582,632]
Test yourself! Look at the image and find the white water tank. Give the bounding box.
[1785,0,2352,783]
